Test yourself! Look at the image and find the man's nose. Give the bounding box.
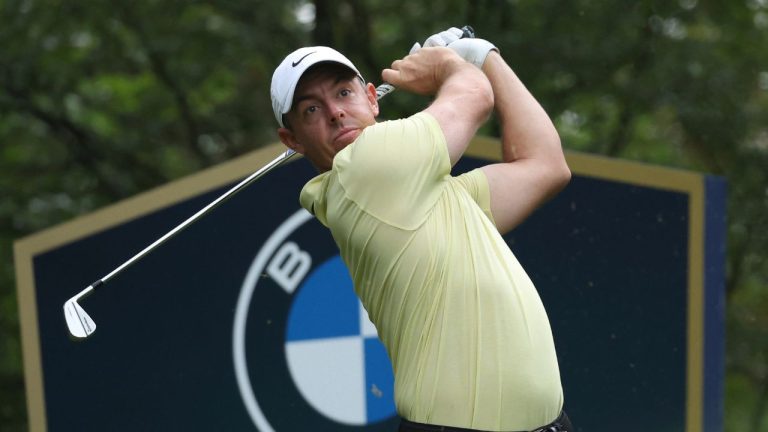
[329,103,346,123]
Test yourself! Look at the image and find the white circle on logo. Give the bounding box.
[232,209,313,432]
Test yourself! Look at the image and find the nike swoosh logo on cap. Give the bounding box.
[292,51,316,67]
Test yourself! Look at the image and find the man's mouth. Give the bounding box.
[335,128,359,145]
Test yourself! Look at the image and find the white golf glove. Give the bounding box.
[409,27,463,53]
[420,27,498,68]
[424,27,465,47]
[446,38,498,68]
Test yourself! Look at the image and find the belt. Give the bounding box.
[399,411,571,432]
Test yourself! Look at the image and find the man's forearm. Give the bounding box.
[481,51,564,164]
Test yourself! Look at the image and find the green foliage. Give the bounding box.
[1,0,766,430]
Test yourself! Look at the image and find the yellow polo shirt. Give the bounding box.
[300,112,563,431]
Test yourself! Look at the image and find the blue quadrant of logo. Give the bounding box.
[286,255,359,341]
[364,337,395,422]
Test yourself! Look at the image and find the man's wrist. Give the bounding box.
[437,50,471,84]
[481,50,503,73]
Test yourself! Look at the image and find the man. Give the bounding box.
[270,28,573,432]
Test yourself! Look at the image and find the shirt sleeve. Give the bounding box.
[334,112,451,230]
[453,169,497,228]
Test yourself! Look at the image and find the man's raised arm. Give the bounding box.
[478,51,571,234]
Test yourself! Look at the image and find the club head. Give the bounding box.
[64,297,96,339]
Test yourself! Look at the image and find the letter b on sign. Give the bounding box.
[267,242,311,294]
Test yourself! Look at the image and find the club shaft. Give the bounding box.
[98,148,296,284]
[97,83,388,286]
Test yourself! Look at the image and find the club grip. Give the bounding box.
[460,25,475,39]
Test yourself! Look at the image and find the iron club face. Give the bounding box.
[64,286,96,339]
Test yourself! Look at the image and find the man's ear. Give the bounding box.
[277,128,305,154]
[366,83,380,117]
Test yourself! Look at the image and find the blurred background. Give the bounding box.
[1,0,766,430]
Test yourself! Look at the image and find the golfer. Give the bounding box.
[270,28,573,432]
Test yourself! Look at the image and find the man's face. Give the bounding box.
[278,65,379,172]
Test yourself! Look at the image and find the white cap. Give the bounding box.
[271,46,363,127]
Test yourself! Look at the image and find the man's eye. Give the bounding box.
[340,89,351,97]
[305,106,318,115]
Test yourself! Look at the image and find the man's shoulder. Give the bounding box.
[357,112,438,142]
[341,112,438,160]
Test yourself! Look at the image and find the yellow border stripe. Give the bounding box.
[12,242,47,432]
[687,176,705,432]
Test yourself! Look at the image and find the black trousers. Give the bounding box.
[399,411,573,432]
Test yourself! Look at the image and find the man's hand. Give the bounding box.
[381,47,467,96]
[421,27,498,69]
[423,27,465,47]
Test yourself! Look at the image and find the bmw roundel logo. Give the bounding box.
[233,209,399,431]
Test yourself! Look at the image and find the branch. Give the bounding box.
[680,133,726,175]
[345,1,377,74]
[604,105,634,156]
[3,86,123,198]
[2,78,166,199]
[312,0,334,45]
[726,232,748,298]
[117,5,208,165]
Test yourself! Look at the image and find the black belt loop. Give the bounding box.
[531,411,572,432]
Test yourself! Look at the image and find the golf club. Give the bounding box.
[64,25,475,340]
